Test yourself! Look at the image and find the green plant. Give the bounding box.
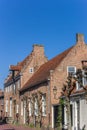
[29,123,34,128]
[57,98,64,128]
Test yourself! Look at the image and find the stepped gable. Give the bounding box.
[5,52,32,83]
[20,46,73,92]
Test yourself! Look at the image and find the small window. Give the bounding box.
[29,68,34,73]
[67,66,76,76]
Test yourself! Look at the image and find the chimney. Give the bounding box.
[32,44,48,68]
[76,33,84,43]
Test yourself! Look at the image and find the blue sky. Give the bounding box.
[0,0,87,89]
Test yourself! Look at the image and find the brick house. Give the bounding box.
[0,90,4,117]
[4,44,47,123]
[63,60,87,130]
[19,34,87,129]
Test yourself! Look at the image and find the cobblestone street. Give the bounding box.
[0,124,35,130]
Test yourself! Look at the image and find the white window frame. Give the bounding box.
[34,97,38,116]
[5,87,7,93]
[21,100,23,116]
[42,95,46,116]
[17,80,20,89]
[76,70,83,90]
[67,66,76,76]
[29,67,34,73]
[29,100,32,116]
[14,84,16,94]
[82,70,87,86]
[16,104,19,113]
[10,98,12,117]
[5,100,8,112]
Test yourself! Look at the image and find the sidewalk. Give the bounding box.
[0,123,42,130]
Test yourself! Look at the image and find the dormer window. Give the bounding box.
[67,66,76,76]
[29,68,34,73]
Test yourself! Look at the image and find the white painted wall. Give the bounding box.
[71,97,87,130]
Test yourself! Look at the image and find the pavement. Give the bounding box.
[0,124,36,130]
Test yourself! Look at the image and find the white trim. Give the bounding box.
[34,97,38,116]
[21,100,23,116]
[42,95,46,116]
[5,100,8,112]
[24,100,26,124]
[29,68,34,73]
[29,101,32,116]
[67,66,76,76]
[16,104,19,113]
[52,106,54,128]
[10,98,12,117]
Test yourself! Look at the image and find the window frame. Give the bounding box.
[67,66,76,76]
[29,99,32,116]
[42,94,46,116]
[29,67,34,73]
[34,97,38,116]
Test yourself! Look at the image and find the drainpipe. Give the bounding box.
[47,70,54,126]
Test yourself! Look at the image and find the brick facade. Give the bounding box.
[4,34,87,129]
[4,44,47,122]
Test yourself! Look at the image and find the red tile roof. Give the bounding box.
[20,47,73,92]
[10,65,21,71]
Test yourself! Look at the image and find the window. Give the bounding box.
[42,95,46,116]
[1,99,4,105]
[21,100,23,116]
[5,100,8,112]
[17,80,20,89]
[29,100,32,116]
[10,85,12,92]
[83,70,87,86]
[29,68,34,73]
[16,104,19,113]
[76,70,83,90]
[5,87,7,93]
[10,98,12,117]
[14,84,16,94]
[34,97,38,116]
[67,66,76,76]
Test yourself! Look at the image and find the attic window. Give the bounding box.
[67,66,76,76]
[29,68,34,73]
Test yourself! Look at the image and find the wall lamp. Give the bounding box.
[53,86,59,100]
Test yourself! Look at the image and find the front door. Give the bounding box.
[54,105,59,128]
